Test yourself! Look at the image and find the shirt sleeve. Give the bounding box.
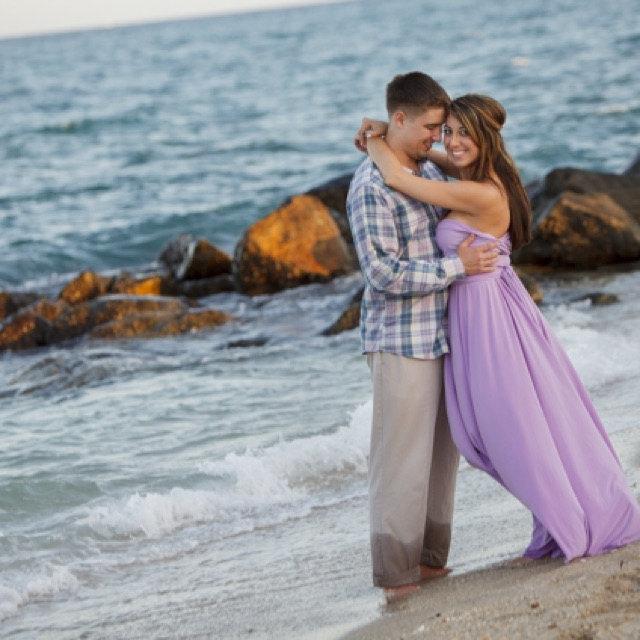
[347,183,465,296]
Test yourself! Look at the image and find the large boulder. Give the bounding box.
[306,172,353,215]
[532,167,640,223]
[159,235,232,280]
[234,194,357,295]
[515,192,640,268]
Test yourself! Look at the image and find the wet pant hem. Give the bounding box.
[372,566,421,588]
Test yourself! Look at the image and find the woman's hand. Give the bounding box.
[354,118,388,152]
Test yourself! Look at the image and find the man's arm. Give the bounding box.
[347,183,465,296]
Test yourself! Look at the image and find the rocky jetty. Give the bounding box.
[2,152,639,351]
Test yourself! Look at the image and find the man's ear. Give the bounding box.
[390,110,406,128]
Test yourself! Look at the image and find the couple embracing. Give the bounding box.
[346,71,640,601]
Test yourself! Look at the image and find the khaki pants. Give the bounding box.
[366,352,459,588]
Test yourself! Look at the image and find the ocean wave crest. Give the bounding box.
[78,401,372,540]
[202,399,371,494]
[0,565,79,622]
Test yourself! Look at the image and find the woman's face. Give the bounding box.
[443,115,479,169]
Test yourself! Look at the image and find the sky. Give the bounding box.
[0,0,338,39]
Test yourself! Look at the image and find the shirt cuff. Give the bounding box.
[443,256,466,281]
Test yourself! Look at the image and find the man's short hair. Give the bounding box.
[386,71,450,116]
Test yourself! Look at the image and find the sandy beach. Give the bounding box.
[341,541,640,640]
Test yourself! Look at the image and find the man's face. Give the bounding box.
[396,107,446,161]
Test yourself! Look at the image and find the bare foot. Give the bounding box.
[384,582,420,603]
[419,564,452,581]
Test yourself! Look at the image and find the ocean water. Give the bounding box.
[1,1,639,638]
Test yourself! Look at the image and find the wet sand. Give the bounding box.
[341,542,640,640]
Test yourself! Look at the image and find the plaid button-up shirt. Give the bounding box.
[346,157,465,359]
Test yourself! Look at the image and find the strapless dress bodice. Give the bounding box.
[436,218,511,283]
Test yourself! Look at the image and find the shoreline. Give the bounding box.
[340,542,640,640]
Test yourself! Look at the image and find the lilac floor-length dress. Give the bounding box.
[436,218,640,561]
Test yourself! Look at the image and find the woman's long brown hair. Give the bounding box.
[449,94,532,250]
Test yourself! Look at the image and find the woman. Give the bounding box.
[356,94,640,562]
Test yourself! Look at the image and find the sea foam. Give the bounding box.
[79,401,372,540]
[0,566,78,622]
[203,399,371,495]
[545,302,640,391]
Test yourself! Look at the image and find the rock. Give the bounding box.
[525,178,544,211]
[60,271,180,303]
[227,338,268,348]
[176,274,236,298]
[306,172,353,215]
[90,314,174,339]
[159,235,232,280]
[531,167,640,225]
[514,269,544,305]
[89,295,188,326]
[110,274,177,296]
[570,292,619,306]
[624,152,640,177]
[306,172,355,247]
[0,291,39,321]
[161,309,230,334]
[91,308,230,340]
[59,271,113,304]
[0,299,93,351]
[39,300,94,343]
[0,293,230,351]
[0,312,51,350]
[322,287,364,336]
[234,194,357,295]
[514,192,640,268]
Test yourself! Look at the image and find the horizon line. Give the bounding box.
[0,0,351,43]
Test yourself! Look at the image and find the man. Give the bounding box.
[346,71,498,601]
